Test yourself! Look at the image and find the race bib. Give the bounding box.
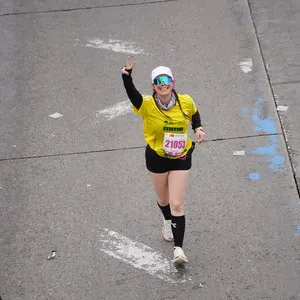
[163,133,187,156]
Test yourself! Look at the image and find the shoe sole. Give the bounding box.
[162,232,173,242]
[173,257,188,267]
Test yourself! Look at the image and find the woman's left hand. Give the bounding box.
[195,127,206,144]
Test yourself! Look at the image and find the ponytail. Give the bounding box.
[173,90,190,120]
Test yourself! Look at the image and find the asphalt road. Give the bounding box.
[0,0,299,299]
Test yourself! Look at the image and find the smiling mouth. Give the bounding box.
[159,86,170,91]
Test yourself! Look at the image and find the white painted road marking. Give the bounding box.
[49,112,63,119]
[96,100,132,120]
[233,150,245,156]
[99,229,178,283]
[277,105,288,112]
[86,38,146,55]
[239,58,253,73]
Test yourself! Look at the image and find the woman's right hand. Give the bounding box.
[121,56,136,75]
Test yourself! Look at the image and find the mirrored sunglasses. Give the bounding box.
[153,76,173,86]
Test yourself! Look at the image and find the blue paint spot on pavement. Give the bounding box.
[249,172,261,181]
[252,98,277,134]
[295,225,300,237]
[253,145,285,170]
[251,98,285,171]
[241,108,248,115]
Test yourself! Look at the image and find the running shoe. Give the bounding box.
[162,219,173,242]
[173,246,188,266]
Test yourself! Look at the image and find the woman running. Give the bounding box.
[121,57,206,266]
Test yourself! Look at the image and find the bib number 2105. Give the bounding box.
[163,133,187,157]
[165,140,185,149]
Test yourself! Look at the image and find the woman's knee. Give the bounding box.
[170,201,184,214]
[158,197,169,206]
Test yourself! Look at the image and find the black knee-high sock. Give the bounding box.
[157,202,172,220]
[171,215,185,247]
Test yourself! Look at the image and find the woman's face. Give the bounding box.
[152,75,174,98]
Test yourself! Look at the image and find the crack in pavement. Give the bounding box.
[0,0,177,17]
[0,133,282,162]
[272,80,300,86]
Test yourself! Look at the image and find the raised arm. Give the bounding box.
[121,57,143,110]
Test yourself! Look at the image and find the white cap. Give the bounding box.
[151,66,173,82]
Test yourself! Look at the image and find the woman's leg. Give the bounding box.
[168,170,189,256]
[149,171,173,241]
[168,170,189,216]
[149,171,169,206]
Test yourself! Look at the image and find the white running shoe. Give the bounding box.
[173,247,188,266]
[162,219,173,242]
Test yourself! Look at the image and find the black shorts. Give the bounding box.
[145,143,195,174]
